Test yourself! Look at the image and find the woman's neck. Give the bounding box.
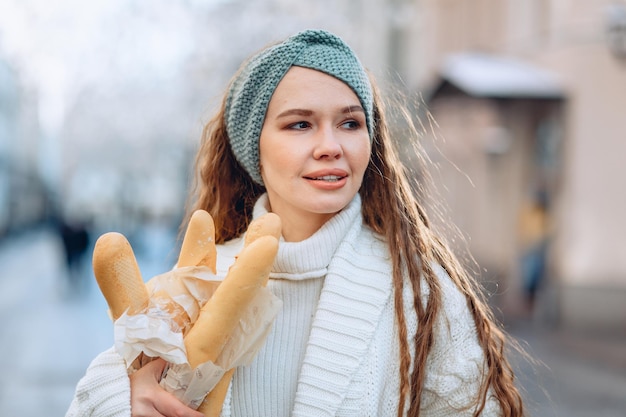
[282,214,336,242]
[272,209,336,242]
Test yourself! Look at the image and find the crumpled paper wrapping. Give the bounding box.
[112,265,282,408]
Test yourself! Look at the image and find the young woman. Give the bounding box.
[67,29,524,417]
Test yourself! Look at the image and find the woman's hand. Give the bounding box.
[130,358,204,417]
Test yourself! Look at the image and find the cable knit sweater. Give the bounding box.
[66,194,501,417]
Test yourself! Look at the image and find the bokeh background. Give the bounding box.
[0,0,625,416]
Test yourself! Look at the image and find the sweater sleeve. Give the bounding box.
[420,265,501,417]
[65,346,131,417]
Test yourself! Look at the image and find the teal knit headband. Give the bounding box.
[225,29,374,186]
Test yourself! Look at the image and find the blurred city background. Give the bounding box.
[0,0,624,416]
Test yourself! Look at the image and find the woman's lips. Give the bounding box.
[303,169,348,180]
[303,170,349,189]
[306,175,343,182]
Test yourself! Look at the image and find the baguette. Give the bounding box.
[93,209,217,341]
[244,212,282,247]
[148,209,218,332]
[183,234,279,368]
[178,209,217,272]
[198,368,234,417]
[197,213,281,415]
[94,211,280,416]
[92,232,149,321]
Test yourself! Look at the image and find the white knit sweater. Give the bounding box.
[66,194,501,417]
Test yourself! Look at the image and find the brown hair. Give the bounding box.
[185,69,524,416]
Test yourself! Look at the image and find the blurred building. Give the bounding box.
[396,0,626,332]
[0,51,50,237]
[3,0,624,332]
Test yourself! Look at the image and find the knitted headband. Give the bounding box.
[225,29,374,186]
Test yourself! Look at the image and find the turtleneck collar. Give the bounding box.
[252,193,362,280]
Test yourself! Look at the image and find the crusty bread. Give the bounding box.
[244,212,282,247]
[178,210,217,272]
[93,210,217,331]
[93,211,281,417]
[92,232,149,320]
[198,368,235,416]
[184,234,278,368]
[195,213,281,416]
[148,209,218,333]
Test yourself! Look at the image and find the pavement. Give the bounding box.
[0,225,177,417]
[0,226,624,417]
[506,320,626,416]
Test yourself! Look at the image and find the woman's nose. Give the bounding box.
[313,126,343,159]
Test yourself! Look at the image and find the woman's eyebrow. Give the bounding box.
[276,109,313,118]
[276,105,364,119]
[342,105,365,115]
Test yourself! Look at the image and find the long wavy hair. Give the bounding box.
[184,66,524,416]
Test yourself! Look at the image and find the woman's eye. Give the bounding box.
[289,121,310,130]
[341,120,361,130]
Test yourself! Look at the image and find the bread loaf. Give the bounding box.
[178,210,217,272]
[196,213,281,416]
[147,209,218,333]
[93,211,281,417]
[244,212,281,247]
[92,232,149,321]
[183,234,278,368]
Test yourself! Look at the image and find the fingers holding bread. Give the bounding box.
[92,210,282,416]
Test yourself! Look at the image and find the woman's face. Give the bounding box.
[259,66,371,241]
